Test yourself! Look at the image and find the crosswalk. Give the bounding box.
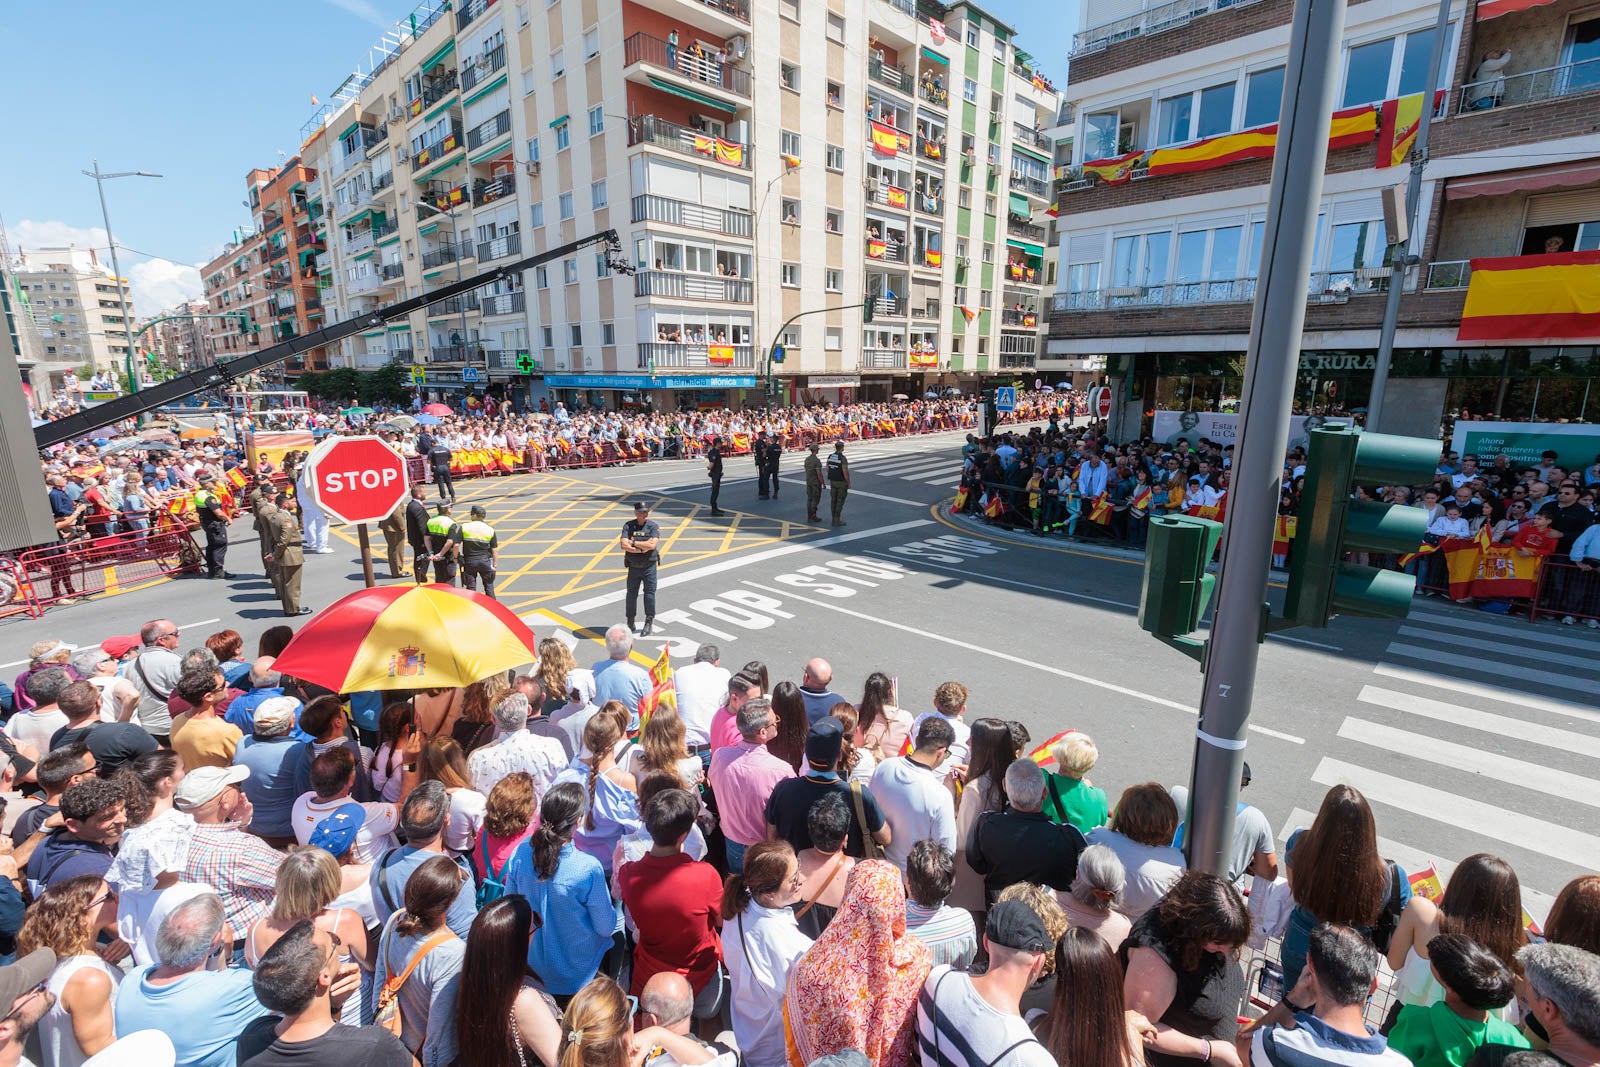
[836,446,966,486]
[1285,601,1600,925]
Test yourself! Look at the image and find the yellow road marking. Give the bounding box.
[522,606,658,668]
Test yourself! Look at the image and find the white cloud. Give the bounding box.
[10,218,204,317]
[324,0,390,27]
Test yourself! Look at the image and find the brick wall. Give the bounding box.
[1046,287,1468,341]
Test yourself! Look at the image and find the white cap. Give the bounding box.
[173,765,250,810]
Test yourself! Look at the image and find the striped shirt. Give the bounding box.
[905,901,977,970]
[915,966,1055,1067]
[1250,1014,1412,1067]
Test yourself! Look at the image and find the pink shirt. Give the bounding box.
[708,705,741,751]
[707,740,795,846]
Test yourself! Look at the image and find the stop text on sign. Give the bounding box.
[321,466,402,493]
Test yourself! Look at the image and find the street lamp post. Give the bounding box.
[84,161,161,394]
[752,166,799,407]
[416,198,475,387]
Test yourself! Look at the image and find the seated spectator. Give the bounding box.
[1387,854,1527,1019]
[236,919,410,1066]
[10,746,93,847]
[26,778,125,893]
[707,698,793,874]
[467,692,566,798]
[870,715,957,872]
[373,855,466,1067]
[968,759,1087,903]
[1086,783,1187,920]
[233,697,305,847]
[106,747,194,903]
[113,893,265,1067]
[1035,927,1148,1067]
[368,781,477,939]
[82,722,156,777]
[765,718,889,860]
[169,663,243,770]
[1059,843,1133,952]
[469,770,537,891]
[291,748,398,862]
[1388,935,1528,1067]
[722,840,812,1067]
[903,839,976,970]
[16,875,121,1066]
[1042,732,1110,834]
[1248,923,1411,1067]
[453,896,564,1067]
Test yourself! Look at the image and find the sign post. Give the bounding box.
[303,435,411,589]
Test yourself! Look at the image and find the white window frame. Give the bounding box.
[781,262,800,287]
[591,179,608,209]
[558,191,575,219]
[588,106,604,136]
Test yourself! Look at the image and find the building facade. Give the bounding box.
[5,246,136,381]
[296,0,1057,406]
[1047,0,1600,437]
[200,228,270,371]
[141,299,215,372]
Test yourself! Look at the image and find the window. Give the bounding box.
[782,326,800,347]
[1341,27,1448,107]
[527,136,540,162]
[825,327,843,350]
[780,0,798,17]
[954,284,967,304]
[827,81,843,109]
[827,13,845,41]
[963,78,978,103]
[1243,67,1285,128]
[966,21,980,47]
[984,196,996,216]
[1112,232,1172,292]
[826,144,845,170]
[1157,82,1234,145]
[555,123,570,151]
[781,129,801,158]
[950,337,962,354]
[570,324,583,346]
[588,106,604,136]
[1325,219,1383,287]
[517,2,528,26]
[536,265,549,289]
[583,27,599,60]
[781,262,800,286]
[982,243,994,262]
[825,269,842,292]
[956,238,969,258]
[993,35,1006,60]
[601,321,616,345]
[825,209,842,232]
[958,188,970,208]
[781,197,800,224]
[542,325,554,347]
[558,192,574,219]
[595,252,609,277]
[1083,111,1122,160]
[530,202,544,226]
[780,63,799,91]
[564,258,579,284]
[591,179,607,208]
[550,47,565,78]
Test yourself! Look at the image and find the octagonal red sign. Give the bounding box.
[304,435,409,524]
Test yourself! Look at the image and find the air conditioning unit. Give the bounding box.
[958,256,970,266]
[725,35,749,59]
[864,177,878,191]
[395,147,410,163]
[525,160,541,176]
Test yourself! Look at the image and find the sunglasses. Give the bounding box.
[1,981,48,1022]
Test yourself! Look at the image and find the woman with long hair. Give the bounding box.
[505,782,619,1001]
[856,672,913,762]
[243,846,372,1020]
[625,707,703,788]
[17,875,120,1067]
[951,717,1020,914]
[1037,927,1146,1067]
[370,700,415,803]
[558,975,716,1067]
[830,703,872,784]
[1059,843,1132,952]
[473,771,538,888]
[374,854,467,1066]
[420,736,488,855]
[767,682,809,772]
[741,660,770,697]
[783,859,933,1067]
[1543,874,1600,955]
[1387,853,1526,1016]
[723,841,812,1067]
[567,712,640,878]
[1085,783,1187,921]
[536,639,577,717]
[453,675,511,754]
[455,896,564,1067]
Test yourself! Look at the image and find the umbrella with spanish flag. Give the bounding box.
[271,584,538,693]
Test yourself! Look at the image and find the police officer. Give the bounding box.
[405,482,432,584]
[827,440,851,526]
[707,437,725,517]
[621,501,660,636]
[426,502,463,586]
[754,430,770,499]
[804,442,824,524]
[192,471,235,579]
[265,492,310,616]
[253,479,282,596]
[419,429,456,503]
[763,432,783,498]
[459,504,499,598]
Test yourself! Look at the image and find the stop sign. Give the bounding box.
[1095,387,1113,419]
[304,435,410,524]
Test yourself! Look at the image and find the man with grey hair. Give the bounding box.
[638,971,733,1066]
[224,657,293,736]
[70,646,138,723]
[467,691,567,797]
[130,619,183,743]
[968,758,1088,902]
[1465,944,1600,1067]
[233,695,304,846]
[113,892,265,1067]
[673,643,731,755]
[6,669,71,753]
[707,697,793,874]
[593,623,652,726]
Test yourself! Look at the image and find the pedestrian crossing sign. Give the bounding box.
[996,386,1016,412]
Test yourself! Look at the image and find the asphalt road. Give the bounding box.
[6,424,1596,920]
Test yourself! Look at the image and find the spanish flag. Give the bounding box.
[885,186,908,209]
[1131,486,1153,513]
[910,349,937,367]
[870,121,900,156]
[693,134,717,157]
[1327,104,1380,149]
[924,249,942,267]
[783,154,800,168]
[1376,91,1442,168]
[714,138,744,167]
[1087,493,1112,525]
[952,487,969,512]
[1147,128,1277,176]
[707,344,734,365]
[1022,313,1036,327]
[731,432,751,452]
[637,645,676,732]
[1272,515,1297,558]
[1028,730,1077,766]
[867,239,887,259]
[960,305,978,323]
[1457,250,1600,341]
[225,467,248,491]
[984,494,1005,519]
[1082,150,1145,185]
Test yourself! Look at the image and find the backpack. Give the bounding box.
[374,926,456,1036]
[1370,859,1406,953]
[477,835,509,908]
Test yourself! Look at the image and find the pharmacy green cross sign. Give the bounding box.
[516,352,537,374]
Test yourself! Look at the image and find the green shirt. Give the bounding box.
[1387,1000,1529,1067]
[1042,773,1109,834]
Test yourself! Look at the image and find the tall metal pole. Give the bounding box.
[1185,0,1349,877]
[87,160,145,394]
[1366,0,1453,433]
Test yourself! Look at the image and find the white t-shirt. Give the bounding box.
[915,966,1055,1067]
[673,661,732,746]
[869,756,956,871]
[5,706,69,752]
[290,794,400,863]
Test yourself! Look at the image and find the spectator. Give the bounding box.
[909,681,972,777]
[242,846,372,1019]
[467,692,567,798]
[798,658,845,725]
[1086,783,1187,920]
[26,778,125,893]
[233,697,306,847]
[454,897,564,1067]
[613,772,708,882]
[793,793,857,939]
[968,759,1087,903]
[904,840,976,969]
[113,893,265,1067]
[10,746,94,847]
[8,668,71,754]
[1467,943,1600,1067]
[1388,935,1527,1067]
[372,855,466,1067]
[560,975,717,1067]
[706,673,760,753]
[293,697,372,802]
[996,881,1070,1017]
[637,971,735,1067]
[13,639,75,713]
[1387,854,1527,1019]
[856,671,914,766]
[916,899,1057,1067]
[517,676,575,760]
[673,644,731,753]
[766,682,809,772]
[503,781,618,1001]
[1042,732,1110,834]
[1172,763,1277,884]
[550,670,600,757]
[784,860,933,1067]
[81,721,155,778]
[722,840,811,1067]
[625,707,704,789]
[707,698,794,874]
[830,703,876,785]
[766,718,889,860]
[368,701,413,805]
[591,625,651,725]
[871,716,957,872]
[205,630,250,689]
[556,713,640,878]
[68,650,137,727]
[236,919,411,1066]
[46,681,105,753]
[224,660,294,737]
[469,770,536,891]
[1542,874,1600,955]
[418,737,487,856]
[291,748,399,862]
[128,620,184,744]
[1059,843,1133,952]
[1123,870,1252,1067]
[16,875,120,1066]
[535,639,579,718]
[1247,923,1410,1067]
[1036,927,1147,1067]
[952,717,1019,915]
[368,781,476,938]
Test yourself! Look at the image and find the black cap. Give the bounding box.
[804,717,844,779]
[1241,760,1252,785]
[985,899,1051,953]
[632,500,650,512]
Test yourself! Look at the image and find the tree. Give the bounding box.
[299,367,360,402]
[358,360,412,405]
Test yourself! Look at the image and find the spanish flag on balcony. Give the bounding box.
[1082,150,1145,185]
[1022,313,1037,327]
[867,239,887,259]
[910,350,937,367]
[924,249,942,267]
[870,121,900,156]
[1327,104,1380,149]
[694,134,717,157]
[1457,250,1600,341]
[1147,128,1278,176]
[886,186,909,209]
[1008,263,1023,279]
[1376,91,1442,168]
[707,344,734,365]
[714,138,744,167]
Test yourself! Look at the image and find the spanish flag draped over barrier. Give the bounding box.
[637,645,676,733]
[1147,128,1278,176]
[1272,516,1298,558]
[870,121,900,156]
[694,135,745,167]
[867,239,887,259]
[1440,531,1547,599]
[983,493,1005,519]
[1457,250,1600,341]
[730,432,752,452]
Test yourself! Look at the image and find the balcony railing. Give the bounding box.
[477,231,522,262]
[380,262,406,280]
[480,289,526,316]
[625,32,752,97]
[371,171,395,194]
[1000,350,1037,368]
[632,193,753,237]
[467,110,512,152]
[869,58,912,94]
[918,82,950,108]
[1072,0,1265,56]
[371,217,399,241]
[1009,173,1050,197]
[456,0,496,30]
[1000,308,1040,327]
[1007,217,1047,242]
[344,228,375,255]
[1052,272,1390,311]
[366,124,388,154]
[917,135,948,161]
[264,212,285,232]
[429,344,480,363]
[411,126,464,170]
[866,185,911,211]
[915,194,944,216]
[1013,122,1051,151]
[1425,260,1472,290]
[266,243,290,262]
[1456,56,1600,115]
[634,270,753,302]
[408,70,460,118]
[868,295,906,317]
[863,348,908,368]
[314,252,331,273]
[1004,262,1043,284]
[473,176,515,207]
[627,115,750,170]
[461,42,507,92]
[428,294,480,317]
[865,238,908,263]
[421,242,472,269]
[638,342,755,368]
[910,300,942,319]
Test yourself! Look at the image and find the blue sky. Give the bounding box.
[0,0,1073,314]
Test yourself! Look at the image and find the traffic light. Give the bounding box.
[1282,425,1438,628]
[771,344,785,365]
[862,297,874,324]
[1138,514,1225,661]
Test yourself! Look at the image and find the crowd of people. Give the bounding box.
[0,617,1595,1067]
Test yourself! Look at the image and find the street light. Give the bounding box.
[415,197,476,386]
[753,164,801,407]
[83,161,161,395]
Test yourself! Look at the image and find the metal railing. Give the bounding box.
[863,348,908,368]
[628,116,750,169]
[264,212,285,232]
[461,42,507,92]
[1425,260,1473,289]
[314,252,330,273]
[917,135,948,161]
[911,300,942,319]
[366,124,388,154]
[371,171,395,193]
[456,0,495,30]
[380,262,406,280]
[866,238,908,262]
[1001,308,1040,326]
[634,269,753,302]
[1007,217,1047,242]
[1009,172,1050,197]
[421,241,471,269]
[1072,0,1264,55]
[412,126,464,170]
[1456,56,1600,114]
[1013,122,1051,151]
[480,289,526,316]
[638,342,755,368]
[477,231,522,262]
[265,243,290,262]
[919,83,950,108]
[632,193,753,236]
[371,217,399,241]
[624,32,752,96]
[866,185,912,211]
[869,58,912,94]
[429,344,481,363]
[916,194,945,216]
[409,71,460,117]
[1051,271,1385,311]
[467,111,512,152]
[868,295,906,316]
[428,293,480,317]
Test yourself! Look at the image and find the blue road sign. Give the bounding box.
[995,386,1016,412]
[462,366,480,382]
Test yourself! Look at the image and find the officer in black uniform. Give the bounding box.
[404,482,433,584]
[620,501,660,636]
[707,437,725,517]
[192,471,236,580]
[419,429,456,503]
[763,432,783,498]
[754,430,770,499]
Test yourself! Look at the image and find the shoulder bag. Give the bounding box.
[849,780,881,860]
[375,926,457,1036]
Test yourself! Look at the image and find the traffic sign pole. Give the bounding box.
[357,525,376,589]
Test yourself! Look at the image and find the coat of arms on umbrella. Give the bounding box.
[389,646,426,678]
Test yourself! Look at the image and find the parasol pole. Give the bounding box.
[357,524,377,588]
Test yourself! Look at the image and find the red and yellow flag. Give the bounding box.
[924,249,942,267]
[637,645,676,733]
[910,349,937,367]
[1147,128,1277,176]
[1028,729,1077,766]
[225,466,248,491]
[960,305,978,323]
[707,345,734,366]
[885,186,908,209]
[1131,486,1154,513]
[870,121,900,156]
[1457,250,1600,341]
[1376,92,1442,168]
[1272,515,1298,557]
[1087,493,1112,524]
[730,432,751,452]
[693,134,717,157]
[952,488,969,512]
[713,138,744,167]
[1327,104,1380,149]
[867,239,887,259]
[983,494,1005,519]
[1082,150,1145,185]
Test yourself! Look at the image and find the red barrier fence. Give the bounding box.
[1529,557,1600,625]
[5,519,201,618]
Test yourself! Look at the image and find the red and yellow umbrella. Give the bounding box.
[271,584,537,692]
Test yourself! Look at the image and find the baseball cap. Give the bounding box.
[101,635,140,659]
[308,803,366,858]
[565,668,596,705]
[804,718,844,780]
[252,696,300,734]
[174,765,250,811]
[86,722,159,773]
[83,1030,177,1067]
[632,500,650,512]
[0,947,56,1007]
[985,899,1052,954]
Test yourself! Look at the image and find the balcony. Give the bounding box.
[1455,56,1600,114]
[471,176,516,207]
[632,193,753,237]
[429,344,475,363]
[366,124,388,154]
[1001,308,1040,328]
[314,252,331,273]
[648,0,750,29]
[999,349,1036,369]
[348,272,382,295]
[868,58,912,95]
[863,348,908,368]
[866,237,907,263]
[456,0,496,30]
[427,294,480,317]
[1013,122,1051,151]
[380,262,406,281]
[411,126,464,171]
[1051,272,1389,312]
[1425,260,1472,290]
[264,212,285,233]
[918,81,950,109]
[912,247,945,270]
[467,110,512,152]
[866,185,911,212]
[372,171,395,195]
[638,342,755,369]
[910,300,942,320]
[408,71,460,118]
[1004,261,1043,285]
[1009,173,1050,198]
[917,135,948,162]
[265,243,290,262]
[421,242,471,269]
[868,295,906,317]
[481,289,526,316]
[371,216,400,241]
[628,116,750,170]
[461,43,507,93]
[634,269,752,302]
[623,32,752,98]
[1007,217,1047,242]
[1071,0,1265,56]
[915,194,944,216]
[344,229,374,256]
[477,231,522,262]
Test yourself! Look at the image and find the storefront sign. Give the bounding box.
[1449,421,1600,473]
[1154,410,1325,452]
[1299,353,1377,372]
[544,374,758,390]
[808,375,861,388]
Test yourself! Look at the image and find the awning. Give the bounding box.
[1447,160,1600,200]
[1012,143,1052,165]
[920,47,948,65]
[1478,0,1557,18]
[462,73,507,108]
[645,76,738,114]
[420,40,456,74]
[1008,193,1033,217]
[548,114,569,129]
[1006,238,1044,258]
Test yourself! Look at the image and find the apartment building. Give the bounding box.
[141,300,214,372]
[5,246,136,378]
[1046,0,1600,436]
[254,161,331,373]
[296,0,1057,406]
[200,227,270,369]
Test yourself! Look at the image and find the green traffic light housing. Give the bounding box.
[1138,514,1225,662]
[862,297,874,324]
